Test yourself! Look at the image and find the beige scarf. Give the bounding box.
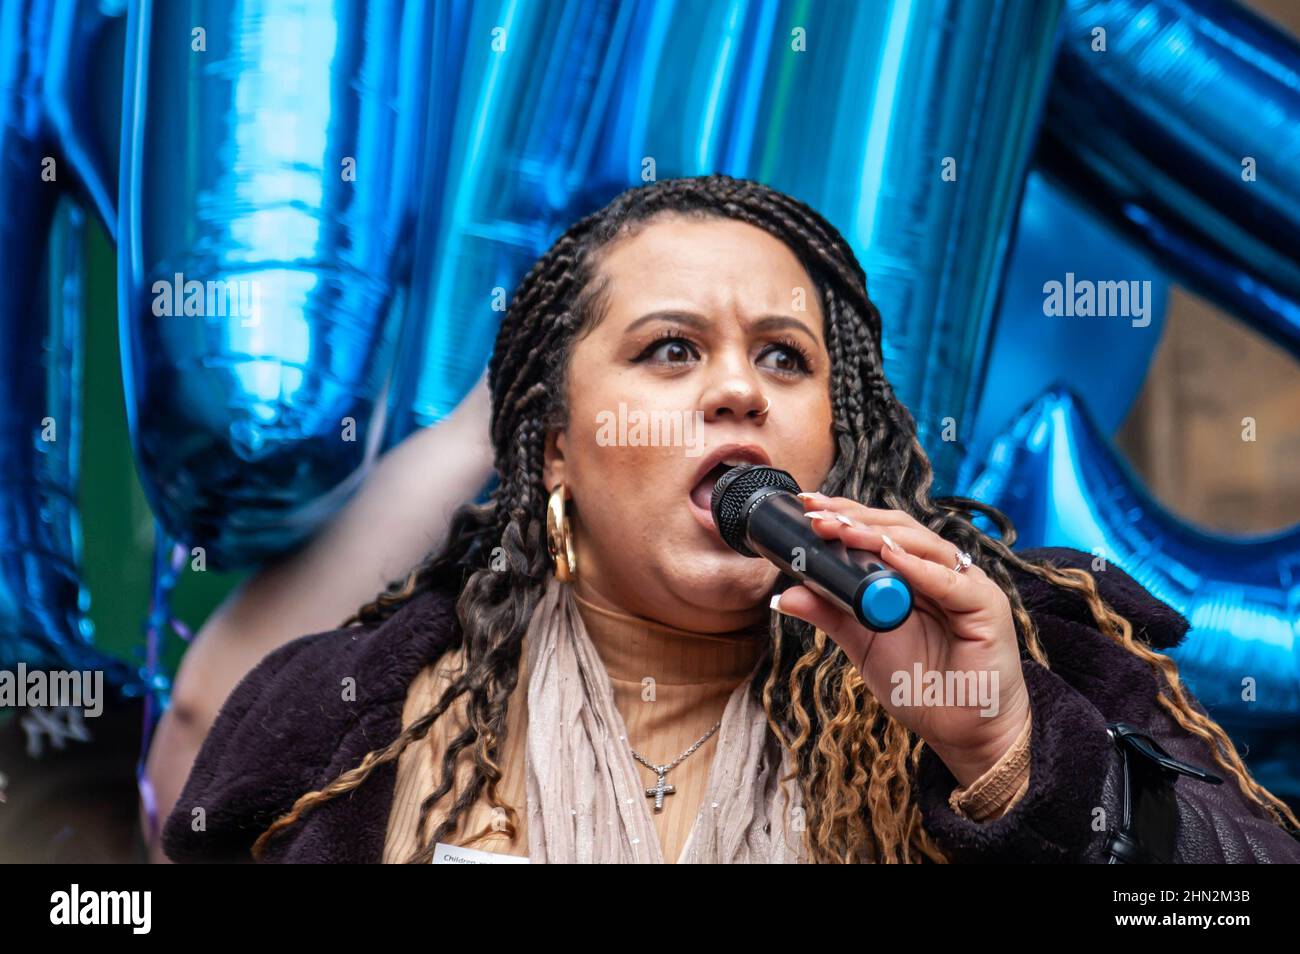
[523,573,807,863]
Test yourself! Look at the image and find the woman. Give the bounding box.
[162,173,1300,863]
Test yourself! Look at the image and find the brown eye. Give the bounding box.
[758,348,798,373]
[655,339,694,362]
[635,334,700,365]
[757,341,812,376]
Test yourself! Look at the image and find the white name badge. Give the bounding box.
[431,842,531,864]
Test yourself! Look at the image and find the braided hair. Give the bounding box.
[252,173,1299,863]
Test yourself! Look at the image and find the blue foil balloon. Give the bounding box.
[385,0,612,438]
[966,389,1300,736]
[1,0,134,688]
[1042,0,1300,358]
[44,0,126,237]
[386,0,1066,495]
[119,0,438,567]
[1,198,134,690]
[970,171,1169,456]
[698,0,1067,490]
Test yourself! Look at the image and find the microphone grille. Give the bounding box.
[710,463,801,555]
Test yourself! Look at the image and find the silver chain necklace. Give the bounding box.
[629,720,722,812]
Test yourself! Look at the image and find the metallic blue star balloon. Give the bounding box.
[966,389,1300,739]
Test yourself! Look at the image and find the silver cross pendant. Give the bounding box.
[644,765,676,812]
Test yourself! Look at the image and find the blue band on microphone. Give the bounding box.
[860,576,911,631]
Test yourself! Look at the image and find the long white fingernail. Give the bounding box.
[881,532,903,553]
[769,593,783,613]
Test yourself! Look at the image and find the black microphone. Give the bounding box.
[710,463,913,632]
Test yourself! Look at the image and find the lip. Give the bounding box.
[685,443,773,534]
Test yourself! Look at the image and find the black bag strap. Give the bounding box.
[1103,721,1223,864]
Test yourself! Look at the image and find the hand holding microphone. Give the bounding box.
[711,462,1031,787]
[709,463,913,631]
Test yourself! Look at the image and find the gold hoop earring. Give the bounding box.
[546,483,578,583]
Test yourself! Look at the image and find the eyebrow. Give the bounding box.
[625,309,819,342]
